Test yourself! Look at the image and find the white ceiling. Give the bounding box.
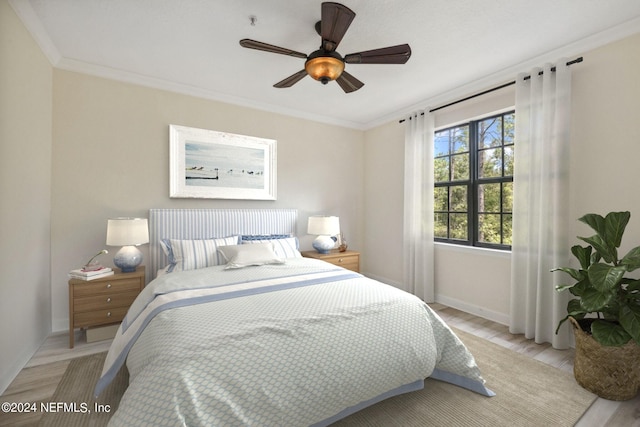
[10,0,640,129]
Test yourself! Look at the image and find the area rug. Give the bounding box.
[38,329,596,426]
[38,352,127,427]
[334,329,597,426]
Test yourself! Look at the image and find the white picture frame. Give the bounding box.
[169,125,277,200]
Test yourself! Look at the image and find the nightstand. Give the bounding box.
[68,266,145,348]
[301,250,360,273]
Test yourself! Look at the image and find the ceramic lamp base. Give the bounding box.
[312,235,336,254]
[113,245,143,272]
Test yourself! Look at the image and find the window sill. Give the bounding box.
[434,241,511,259]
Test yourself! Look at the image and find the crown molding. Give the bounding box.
[9,0,61,65]
[11,0,640,132]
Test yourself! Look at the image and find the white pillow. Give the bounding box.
[161,236,239,272]
[218,243,285,269]
[242,236,301,259]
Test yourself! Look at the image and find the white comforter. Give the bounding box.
[96,258,492,426]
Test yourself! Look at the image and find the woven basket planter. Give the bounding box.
[570,316,640,400]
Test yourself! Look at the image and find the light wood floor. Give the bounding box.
[1,305,638,426]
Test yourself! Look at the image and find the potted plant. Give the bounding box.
[553,211,640,400]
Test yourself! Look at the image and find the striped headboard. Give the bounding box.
[149,208,298,278]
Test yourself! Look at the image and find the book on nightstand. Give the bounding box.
[68,267,114,281]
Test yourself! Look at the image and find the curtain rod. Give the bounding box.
[399,56,583,123]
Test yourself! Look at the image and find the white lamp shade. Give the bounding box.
[307,216,340,236]
[106,218,149,246]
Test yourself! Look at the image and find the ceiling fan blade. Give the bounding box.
[274,70,308,88]
[344,44,412,64]
[335,71,364,93]
[239,39,307,59]
[320,2,356,52]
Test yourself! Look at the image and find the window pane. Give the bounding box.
[503,214,513,245]
[478,148,503,178]
[451,153,469,180]
[479,117,501,148]
[478,214,501,244]
[450,214,467,240]
[434,186,448,211]
[434,213,448,238]
[504,146,514,176]
[502,182,513,212]
[434,157,450,182]
[478,183,501,213]
[435,132,450,156]
[504,113,515,144]
[452,127,469,153]
[450,186,467,212]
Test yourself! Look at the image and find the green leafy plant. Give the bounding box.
[553,211,640,346]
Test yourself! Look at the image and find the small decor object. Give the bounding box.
[82,249,108,271]
[553,211,640,400]
[106,217,149,273]
[170,125,276,200]
[68,266,113,281]
[307,216,340,254]
[338,232,348,252]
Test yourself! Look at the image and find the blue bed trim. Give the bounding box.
[311,379,425,427]
[311,368,495,426]
[430,368,496,396]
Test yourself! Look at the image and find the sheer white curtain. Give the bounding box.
[403,111,435,302]
[510,60,572,349]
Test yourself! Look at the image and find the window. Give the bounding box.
[434,111,514,249]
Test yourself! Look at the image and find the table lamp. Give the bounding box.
[106,217,149,272]
[307,216,340,254]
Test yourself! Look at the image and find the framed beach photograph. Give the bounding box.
[169,125,277,200]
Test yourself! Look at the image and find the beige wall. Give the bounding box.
[0,1,53,392]
[362,120,405,286]
[363,32,640,324]
[569,33,640,249]
[50,70,365,331]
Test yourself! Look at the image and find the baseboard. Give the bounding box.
[435,294,510,326]
[363,272,510,326]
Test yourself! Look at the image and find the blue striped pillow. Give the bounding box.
[161,236,239,272]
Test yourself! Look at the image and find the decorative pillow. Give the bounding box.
[217,243,285,269]
[241,236,301,259]
[240,234,292,241]
[161,236,239,272]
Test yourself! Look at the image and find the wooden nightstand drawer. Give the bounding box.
[332,256,359,271]
[301,250,360,273]
[69,266,145,348]
[73,278,141,297]
[74,306,130,327]
[74,290,140,312]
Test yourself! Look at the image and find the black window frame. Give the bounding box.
[434,110,514,250]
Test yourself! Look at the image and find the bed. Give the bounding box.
[95,208,493,426]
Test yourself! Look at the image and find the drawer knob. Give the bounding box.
[106,283,112,289]
[338,258,344,262]
[106,312,112,317]
[106,297,111,303]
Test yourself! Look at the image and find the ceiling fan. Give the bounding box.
[239,2,411,93]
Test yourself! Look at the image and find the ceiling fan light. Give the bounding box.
[305,56,345,84]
